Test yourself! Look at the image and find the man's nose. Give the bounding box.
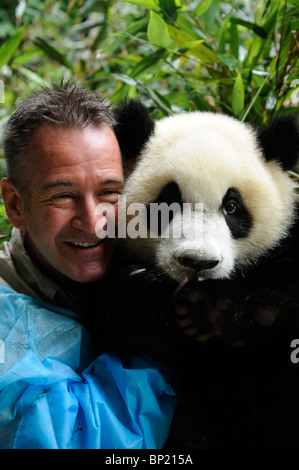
[71,196,103,233]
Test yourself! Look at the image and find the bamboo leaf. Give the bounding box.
[12,51,43,66]
[0,28,25,69]
[130,49,168,78]
[113,73,138,87]
[178,40,205,54]
[148,11,170,48]
[230,21,239,58]
[142,85,173,114]
[218,2,235,54]
[168,24,219,63]
[194,0,214,17]
[232,72,245,116]
[241,73,270,122]
[119,0,159,9]
[68,18,105,34]
[262,3,279,33]
[231,17,268,38]
[219,53,239,69]
[101,17,148,54]
[17,66,51,87]
[159,0,179,23]
[33,37,74,71]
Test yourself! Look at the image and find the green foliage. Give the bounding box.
[0,0,298,238]
[0,0,298,122]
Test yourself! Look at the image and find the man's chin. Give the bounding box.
[59,239,116,283]
[62,260,111,283]
[41,256,111,286]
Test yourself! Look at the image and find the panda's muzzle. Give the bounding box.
[176,254,219,272]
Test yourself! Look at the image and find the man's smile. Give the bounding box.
[66,240,102,248]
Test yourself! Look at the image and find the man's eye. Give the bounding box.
[100,190,120,200]
[55,194,72,199]
[103,190,115,195]
[51,194,73,203]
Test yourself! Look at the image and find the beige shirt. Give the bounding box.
[0,227,89,313]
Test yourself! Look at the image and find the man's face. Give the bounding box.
[18,124,124,283]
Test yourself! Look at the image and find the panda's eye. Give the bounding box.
[223,199,237,215]
[222,187,252,239]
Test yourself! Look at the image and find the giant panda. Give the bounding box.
[95,101,299,449]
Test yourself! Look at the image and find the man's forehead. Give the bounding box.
[26,123,123,174]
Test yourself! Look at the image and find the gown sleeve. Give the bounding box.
[0,286,177,449]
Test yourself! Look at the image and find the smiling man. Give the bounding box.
[0,82,123,308]
[3,124,123,285]
[0,82,177,449]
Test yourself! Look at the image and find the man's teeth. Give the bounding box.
[71,241,99,247]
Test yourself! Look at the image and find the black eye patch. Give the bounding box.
[147,181,182,236]
[221,187,252,238]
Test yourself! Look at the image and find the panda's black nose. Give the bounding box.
[176,255,219,272]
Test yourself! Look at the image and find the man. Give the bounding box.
[0,81,123,311]
[0,82,176,449]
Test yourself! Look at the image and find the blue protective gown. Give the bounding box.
[0,286,177,449]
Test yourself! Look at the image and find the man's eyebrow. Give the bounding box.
[103,178,124,185]
[42,178,124,191]
[42,180,73,191]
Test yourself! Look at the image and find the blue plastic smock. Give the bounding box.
[0,286,177,449]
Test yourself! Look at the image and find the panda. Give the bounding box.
[95,101,299,449]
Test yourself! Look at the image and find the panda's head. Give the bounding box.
[114,101,299,286]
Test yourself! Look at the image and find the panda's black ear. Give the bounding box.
[113,100,155,164]
[257,114,299,170]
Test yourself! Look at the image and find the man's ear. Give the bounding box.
[1,177,26,229]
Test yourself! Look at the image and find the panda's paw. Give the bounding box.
[170,282,282,347]
[172,285,232,342]
[253,306,278,326]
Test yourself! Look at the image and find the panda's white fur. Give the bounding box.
[122,111,296,283]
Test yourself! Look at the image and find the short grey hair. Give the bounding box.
[2,80,117,194]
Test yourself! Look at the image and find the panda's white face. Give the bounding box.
[155,198,236,282]
[123,112,295,284]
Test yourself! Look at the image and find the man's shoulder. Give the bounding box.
[0,276,15,290]
[0,227,22,265]
[0,229,56,302]
[0,229,21,291]
[0,229,32,294]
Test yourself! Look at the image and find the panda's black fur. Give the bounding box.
[91,102,299,449]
